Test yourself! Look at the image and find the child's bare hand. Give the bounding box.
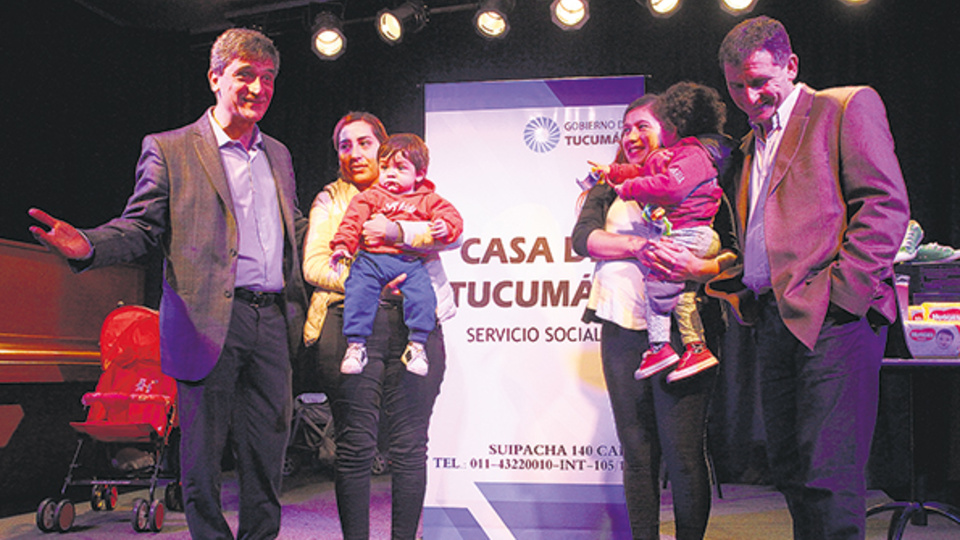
[330,248,351,270]
[363,213,400,247]
[587,160,610,177]
[430,219,449,240]
[384,273,406,297]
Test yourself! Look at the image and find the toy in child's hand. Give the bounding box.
[577,170,602,191]
[640,204,673,236]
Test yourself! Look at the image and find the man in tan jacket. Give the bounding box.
[714,15,910,540]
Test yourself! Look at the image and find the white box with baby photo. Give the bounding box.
[903,321,960,358]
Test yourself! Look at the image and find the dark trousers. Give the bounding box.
[754,295,885,540]
[601,321,714,540]
[317,302,445,540]
[177,300,292,540]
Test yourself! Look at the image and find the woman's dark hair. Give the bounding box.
[655,82,727,138]
[614,94,660,163]
[332,111,388,150]
[623,94,660,120]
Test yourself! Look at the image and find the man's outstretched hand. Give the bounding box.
[27,208,93,260]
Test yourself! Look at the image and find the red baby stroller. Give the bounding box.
[35,305,182,533]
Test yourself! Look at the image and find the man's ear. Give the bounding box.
[208,69,220,94]
[786,54,799,81]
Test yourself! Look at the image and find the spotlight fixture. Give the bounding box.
[377,1,428,45]
[551,0,589,31]
[311,11,346,60]
[719,0,758,14]
[474,0,515,39]
[646,0,681,18]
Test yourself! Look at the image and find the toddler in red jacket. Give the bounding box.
[331,133,463,376]
[589,82,729,382]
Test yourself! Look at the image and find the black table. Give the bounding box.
[867,358,960,540]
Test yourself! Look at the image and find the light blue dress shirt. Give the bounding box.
[209,112,284,293]
[742,85,801,294]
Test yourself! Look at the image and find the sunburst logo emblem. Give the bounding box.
[523,117,561,153]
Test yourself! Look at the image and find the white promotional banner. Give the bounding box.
[422,76,645,539]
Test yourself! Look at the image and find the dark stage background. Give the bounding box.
[3,0,959,516]
[4,0,958,247]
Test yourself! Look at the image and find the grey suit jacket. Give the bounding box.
[80,113,308,381]
[709,84,909,350]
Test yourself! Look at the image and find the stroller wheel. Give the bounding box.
[36,498,57,532]
[104,486,119,510]
[148,500,165,532]
[91,486,105,511]
[131,498,150,532]
[282,452,301,477]
[164,482,183,512]
[91,485,118,511]
[54,499,75,532]
[371,452,388,476]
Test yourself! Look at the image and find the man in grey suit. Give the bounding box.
[710,16,910,540]
[29,28,307,539]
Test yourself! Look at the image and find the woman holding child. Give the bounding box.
[302,112,454,539]
[572,82,738,539]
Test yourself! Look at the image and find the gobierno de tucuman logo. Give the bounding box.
[523,117,561,153]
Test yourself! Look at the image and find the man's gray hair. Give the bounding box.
[718,15,793,69]
[210,27,280,75]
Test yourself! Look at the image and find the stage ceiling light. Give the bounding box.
[311,11,346,60]
[551,0,589,31]
[719,0,758,14]
[840,0,871,4]
[377,1,428,45]
[474,0,515,39]
[646,0,681,18]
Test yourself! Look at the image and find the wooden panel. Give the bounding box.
[0,238,145,383]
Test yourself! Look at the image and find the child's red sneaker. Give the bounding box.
[667,343,718,382]
[634,344,680,380]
